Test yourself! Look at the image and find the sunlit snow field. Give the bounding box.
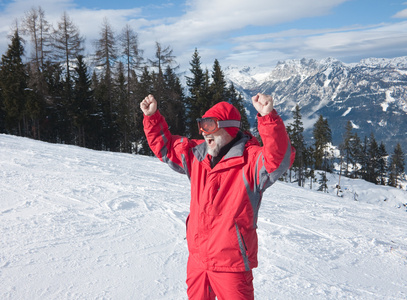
[1,134,406,299]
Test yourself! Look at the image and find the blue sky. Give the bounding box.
[1,0,407,71]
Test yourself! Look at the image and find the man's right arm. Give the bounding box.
[141,95,196,177]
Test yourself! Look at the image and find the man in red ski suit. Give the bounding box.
[140,93,295,299]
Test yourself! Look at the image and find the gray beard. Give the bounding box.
[206,131,229,157]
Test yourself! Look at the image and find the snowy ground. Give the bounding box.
[1,133,406,300]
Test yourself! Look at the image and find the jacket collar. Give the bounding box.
[192,131,250,163]
[224,131,248,159]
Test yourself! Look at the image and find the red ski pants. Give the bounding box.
[186,256,254,300]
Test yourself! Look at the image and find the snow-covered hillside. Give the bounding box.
[1,134,407,299]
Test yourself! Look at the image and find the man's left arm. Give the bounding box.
[252,93,295,174]
[257,110,295,173]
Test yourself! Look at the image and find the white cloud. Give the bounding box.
[1,0,407,72]
[393,8,407,19]
[222,21,407,68]
[302,21,407,58]
[140,0,350,47]
[137,0,351,68]
[185,0,348,27]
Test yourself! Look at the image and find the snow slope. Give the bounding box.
[1,134,406,300]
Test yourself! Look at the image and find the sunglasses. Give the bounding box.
[196,117,241,134]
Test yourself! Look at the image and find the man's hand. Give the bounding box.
[140,94,158,116]
[252,93,274,117]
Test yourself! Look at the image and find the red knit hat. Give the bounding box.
[202,102,241,137]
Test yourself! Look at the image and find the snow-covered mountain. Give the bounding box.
[1,134,407,299]
[225,57,407,154]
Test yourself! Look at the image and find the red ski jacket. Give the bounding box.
[143,109,295,272]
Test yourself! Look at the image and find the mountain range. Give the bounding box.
[224,56,407,156]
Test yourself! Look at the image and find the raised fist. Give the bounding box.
[140,94,158,116]
[252,93,274,117]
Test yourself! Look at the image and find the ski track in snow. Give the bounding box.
[1,134,406,300]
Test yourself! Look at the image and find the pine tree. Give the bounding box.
[359,136,369,181]
[22,6,51,103]
[312,115,332,170]
[148,42,176,73]
[185,48,206,138]
[377,142,388,186]
[41,60,64,142]
[202,68,211,108]
[52,12,84,143]
[136,67,154,155]
[349,132,362,178]
[0,28,28,136]
[94,18,118,151]
[149,42,177,118]
[366,133,380,184]
[24,71,45,140]
[227,83,250,132]
[340,120,354,177]
[287,105,306,186]
[163,65,186,136]
[72,55,93,148]
[304,146,315,188]
[22,6,51,70]
[152,69,166,112]
[114,61,133,152]
[119,24,143,97]
[388,143,405,188]
[210,59,227,107]
[52,11,84,87]
[89,70,105,150]
[94,17,117,103]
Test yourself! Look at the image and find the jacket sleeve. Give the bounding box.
[143,110,195,178]
[255,109,296,189]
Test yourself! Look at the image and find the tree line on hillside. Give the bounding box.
[0,7,405,190]
[287,105,405,190]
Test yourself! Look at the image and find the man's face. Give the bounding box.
[203,128,232,157]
